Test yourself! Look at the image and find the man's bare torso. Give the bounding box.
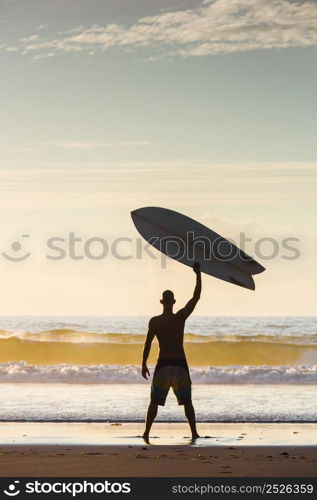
[150,311,186,358]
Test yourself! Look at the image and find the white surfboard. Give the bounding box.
[131,206,265,290]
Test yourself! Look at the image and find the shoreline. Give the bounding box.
[0,419,316,423]
[1,422,316,446]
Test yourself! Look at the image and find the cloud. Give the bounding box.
[32,52,55,59]
[38,140,151,150]
[20,34,40,43]
[0,146,38,153]
[4,0,317,59]
[36,24,49,32]
[0,161,315,211]
[0,141,150,154]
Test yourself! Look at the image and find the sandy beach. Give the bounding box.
[0,422,316,477]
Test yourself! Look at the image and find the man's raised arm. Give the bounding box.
[177,262,202,319]
[141,318,156,380]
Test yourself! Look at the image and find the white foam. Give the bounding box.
[0,362,316,384]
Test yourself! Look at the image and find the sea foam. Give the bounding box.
[1,362,316,384]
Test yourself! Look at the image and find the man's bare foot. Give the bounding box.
[142,433,150,444]
[191,434,200,443]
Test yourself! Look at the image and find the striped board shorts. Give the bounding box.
[151,363,192,406]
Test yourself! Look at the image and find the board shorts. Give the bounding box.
[151,358,192,406]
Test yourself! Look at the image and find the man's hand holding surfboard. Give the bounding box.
[193,262,201,275]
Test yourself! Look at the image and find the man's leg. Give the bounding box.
[142,401,158,440]
[184,402,199,439]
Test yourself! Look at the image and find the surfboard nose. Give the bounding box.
[130,209,140,219]
[131,208,144,217]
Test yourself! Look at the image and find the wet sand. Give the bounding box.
[0,423,316,477]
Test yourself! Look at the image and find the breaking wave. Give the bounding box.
[0,333,316,365]
[1,362,316,384]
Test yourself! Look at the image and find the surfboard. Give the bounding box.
[131,206,265,290]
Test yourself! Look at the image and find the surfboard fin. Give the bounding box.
[229,275,255,290]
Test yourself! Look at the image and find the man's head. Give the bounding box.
[160,289,175,305]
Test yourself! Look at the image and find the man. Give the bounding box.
[141,262,201,441]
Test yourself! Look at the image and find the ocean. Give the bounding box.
[0,316,316,422]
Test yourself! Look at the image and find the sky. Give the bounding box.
[0,0,316,316]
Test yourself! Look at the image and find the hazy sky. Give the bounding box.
[0,0,316,315]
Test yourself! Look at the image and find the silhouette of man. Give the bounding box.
[142,262,201,441]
